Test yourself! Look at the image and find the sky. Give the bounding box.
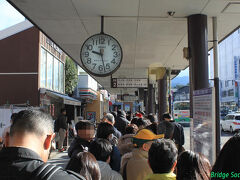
[177,67,189,77]
[0,0,25,31]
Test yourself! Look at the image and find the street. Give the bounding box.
[183,127,232,151]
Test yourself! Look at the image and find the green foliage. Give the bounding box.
[65,56,78,95]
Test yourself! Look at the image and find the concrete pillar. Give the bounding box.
[158,73,167,121]
[144,89,148,113]
[188,14,209,118]
[147,84,155,114]
[153,85,156,114]
[148,67,167,120]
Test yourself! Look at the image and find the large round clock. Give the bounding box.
[80,33,123,77]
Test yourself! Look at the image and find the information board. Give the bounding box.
[111,78,148,88]
[192,88,216,164]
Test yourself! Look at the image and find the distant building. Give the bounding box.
[73,67,110,122]
[173,86,190,101]
[0,20,81,119]
[209,28,240,110]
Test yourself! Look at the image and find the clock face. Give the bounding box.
[80,33,123,77]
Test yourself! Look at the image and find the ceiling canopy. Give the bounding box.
[7,0,240,93]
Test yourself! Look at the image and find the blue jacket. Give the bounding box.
[110,145,121,172]
[113,126,122,139]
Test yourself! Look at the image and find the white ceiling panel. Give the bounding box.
[37,20,88,44]
[72,0,139,17]
[135,19,187,69]
[202,0,230,16]
[164,34,188,69]
[14,0,79,20]
[223,3,240,14]
[139,0,209,17]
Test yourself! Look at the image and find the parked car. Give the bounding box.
[220,109,229,117]
[221,113,240,133]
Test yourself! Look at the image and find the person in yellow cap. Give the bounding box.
[122,129,164,180]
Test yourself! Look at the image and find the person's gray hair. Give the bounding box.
[104,113,115,124]
[10,110,54,137]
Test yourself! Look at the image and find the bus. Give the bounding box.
[173,101,190,125]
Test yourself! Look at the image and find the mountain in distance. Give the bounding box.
[171,76,189,87]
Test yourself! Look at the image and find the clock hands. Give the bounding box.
[92,49,106,72]
[92,50,102,56]
[100,50,106,72]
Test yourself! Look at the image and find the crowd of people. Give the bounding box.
[0,109,239,180]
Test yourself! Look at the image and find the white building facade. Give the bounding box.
[209,29,240,110]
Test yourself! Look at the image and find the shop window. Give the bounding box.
[222,91,227,97]
[47,53,53,89]
[228,89,234,96]
[225,81,229,87]
[41,47,64,93]
[40,48,47,87]
[54,58,59,91]
[59,62,64,93]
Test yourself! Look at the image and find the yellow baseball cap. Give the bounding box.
[133,129,164,140]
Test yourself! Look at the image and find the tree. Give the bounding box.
[65,56,78,95]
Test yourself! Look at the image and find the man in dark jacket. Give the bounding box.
[68,120,95,158]
[55,108,68,152]
[171,120,185,152]
[114,110,129,135]
[103,113,122,138]
[157,118,174,139]
[0,110,84,180]
[158,113,185,152]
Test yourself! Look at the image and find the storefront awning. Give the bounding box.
[79,88,97,100]
[44,90,81,106]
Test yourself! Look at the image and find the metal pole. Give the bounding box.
[168,68,172,114]
[101,16,104,34]
[213,16,221,158]
[237,82,239,111]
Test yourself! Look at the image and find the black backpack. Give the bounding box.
[32,163,86,180]
[172,122,184,146]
